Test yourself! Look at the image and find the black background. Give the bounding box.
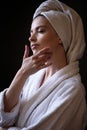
[0,0,87,92]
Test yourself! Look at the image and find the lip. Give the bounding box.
[31,44,39,50]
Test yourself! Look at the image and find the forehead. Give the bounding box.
[31,16,51,30]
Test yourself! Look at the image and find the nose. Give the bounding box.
[29,33,36,42]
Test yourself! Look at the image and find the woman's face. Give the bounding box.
[29,16,61,54]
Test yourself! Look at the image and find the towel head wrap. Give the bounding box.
[33,0,86,63]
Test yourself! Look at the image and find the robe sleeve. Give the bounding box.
[0,89,20,127]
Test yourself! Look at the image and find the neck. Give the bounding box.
[45,47,67,79]
[41,45,67,86]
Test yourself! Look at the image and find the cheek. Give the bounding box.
[39,33,59,48]
[39,35,50,46]
[44,37,59,48]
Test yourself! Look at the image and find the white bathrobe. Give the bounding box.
[0,62,87,130]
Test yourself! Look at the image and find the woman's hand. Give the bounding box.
[21,45,52,76]
[4,45,52,112]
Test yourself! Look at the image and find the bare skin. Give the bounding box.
[3,16,67,129]
[4,46,52,112]
[29,16,67,84]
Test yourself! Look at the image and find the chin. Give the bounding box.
[32,49,39,54]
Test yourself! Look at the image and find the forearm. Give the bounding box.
[4,68,28,112]
[4,47,52,112]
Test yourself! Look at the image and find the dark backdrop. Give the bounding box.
[0,0,87,92]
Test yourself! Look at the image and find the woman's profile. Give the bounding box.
[0,0,87,130]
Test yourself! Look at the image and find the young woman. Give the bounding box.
[0,0,87,129]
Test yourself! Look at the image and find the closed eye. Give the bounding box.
[37,27,45,33]
[37,29,45,33]
[30,25,47,35]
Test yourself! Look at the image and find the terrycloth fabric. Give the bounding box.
[33,0,86,63]
[0,1,86,129]
[0,62,87,130]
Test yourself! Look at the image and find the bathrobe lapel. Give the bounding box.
[17,62,79,127]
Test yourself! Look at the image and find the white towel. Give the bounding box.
[33,0,86,63]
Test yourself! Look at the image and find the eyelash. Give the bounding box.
[30,29,45,35]
[38,29,45,33]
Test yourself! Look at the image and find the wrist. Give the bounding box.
[18,67,30,79]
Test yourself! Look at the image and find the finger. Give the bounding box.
[32,52,52,68]
[37,54,52,64]
[38,62,52,69]
[37,47,51,56]
[33,47,52,60]
[23,45,29,59]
